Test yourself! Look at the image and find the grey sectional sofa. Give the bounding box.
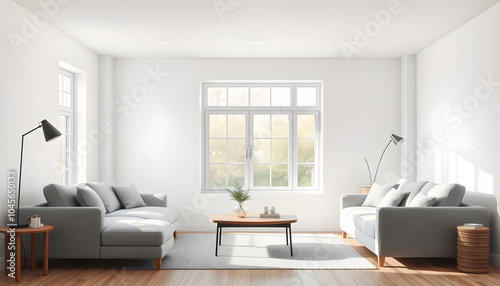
[20,181,179,270]
[340,180,490,267]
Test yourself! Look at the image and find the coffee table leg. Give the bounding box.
[289,224,293,257]
[286,226,289,245]
[215,225,219,256]
[219,226,222,245]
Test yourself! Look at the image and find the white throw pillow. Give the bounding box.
[378,188,409,207]
[362,183,398,207]
[407,192,436,207]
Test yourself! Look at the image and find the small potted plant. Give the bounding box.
[227,184,250,218]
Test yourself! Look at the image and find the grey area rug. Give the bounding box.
[122,233,376,270]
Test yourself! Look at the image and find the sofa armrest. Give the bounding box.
[141,193,167,207]
[20,204,103,259]
[341,194,367,209]
[376,205,490,257]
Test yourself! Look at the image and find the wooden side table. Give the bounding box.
[457,225,489,273]
[1,225,54,282]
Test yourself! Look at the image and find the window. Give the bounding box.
[203,82,321,192]
[58,69,73,185]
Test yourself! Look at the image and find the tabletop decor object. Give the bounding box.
[226,184,251,218]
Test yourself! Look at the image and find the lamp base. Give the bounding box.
[12,223,29,229]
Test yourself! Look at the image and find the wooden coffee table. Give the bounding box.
[209,213,298,256]
[1,225,53,282]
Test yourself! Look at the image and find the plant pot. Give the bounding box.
[234,204,248,218]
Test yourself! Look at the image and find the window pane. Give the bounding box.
[209,164,226,186]
[209,139,226,163]
[297,115,315,138]
[272,114,289,138]
[65,92,72,108]
[59,91,63,105]
[228,164,245,187]
[63,75,71,92]
[297,87,317,106]
[207,87,227,106]
[298,139,315,163]
[253,139,270,163]
[209,115,226,138]
[272,165,288,186]
[253,115,270,138]
[228,114,245,138]
[228,87,249,106]
[271,87,291,106]
[254,164,270,186]
[250,87,270,106]
[228,139,245,162]
[298,164,315,187]
[59,74,63,90]
[271,139,288,163]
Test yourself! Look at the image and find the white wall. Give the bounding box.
[0,0,99,264]
[113,58,401,232]
[417,3,500,266]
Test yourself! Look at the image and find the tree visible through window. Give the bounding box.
[203,82,321,192]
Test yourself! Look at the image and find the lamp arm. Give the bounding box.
[363,157,373,186]
[372,139,392,184]
[17,124,42,226]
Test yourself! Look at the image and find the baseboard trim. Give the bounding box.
[490,252,500,268]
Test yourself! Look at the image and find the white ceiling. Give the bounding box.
[13,0,500,58]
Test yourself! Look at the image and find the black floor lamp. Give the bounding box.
[15,119,61,228]
[364,134,404,185]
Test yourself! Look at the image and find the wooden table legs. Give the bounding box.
[15,233,20,283]
[31,233,36,271]
[44,231,49,275]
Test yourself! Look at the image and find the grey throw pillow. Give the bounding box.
[87,182,122,213]
[426,184,466,206]
[362,183,398,207]
[378,188,409,207]
[76,186,106,214]
[397,181,428,206]
[408,192,436,207]
[112,184,147,209]
[43,184,79,206]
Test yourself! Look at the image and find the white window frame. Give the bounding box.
[58,69,74,185]
[202,82,322,193]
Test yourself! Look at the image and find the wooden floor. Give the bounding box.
[2,232,499,285]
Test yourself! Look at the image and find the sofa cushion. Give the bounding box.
[355,213,376,239]
[408,192,436,207]
[397,181,428,206]
[426,184,466,206]
[362,183,397,207]
[43,184,79,206]
[87,182,121,213]
[106,206,179,224]
[102,217,174,246]
[378,188,409,207]
[76,186,106,214]
[112,184,147,209]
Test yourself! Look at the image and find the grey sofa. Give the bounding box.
[340,180,490,267]
[20,182,179,270]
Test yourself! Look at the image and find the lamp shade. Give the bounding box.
[390,134,404,145]
[41,119,62,142]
